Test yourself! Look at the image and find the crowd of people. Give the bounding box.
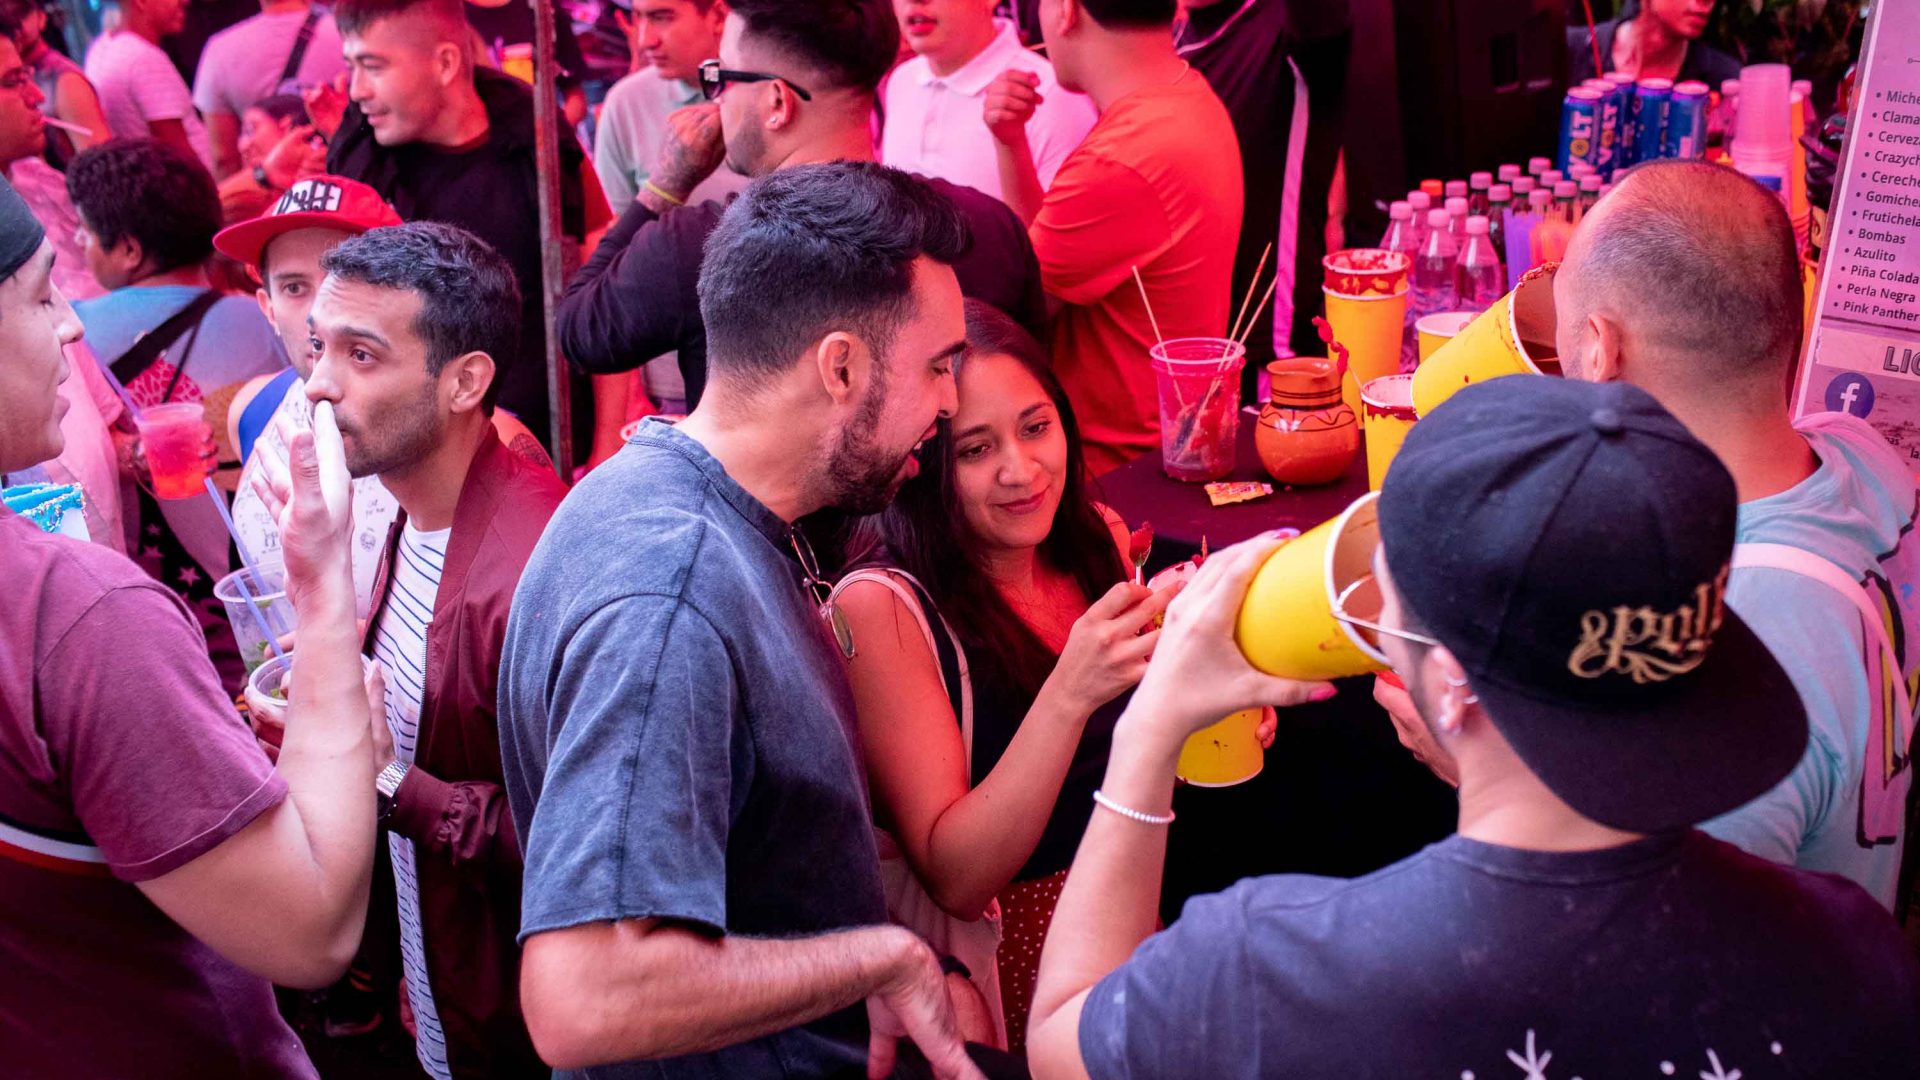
[1,0,1918,1078]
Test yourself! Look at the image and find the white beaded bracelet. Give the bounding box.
[1092,789,1175,826]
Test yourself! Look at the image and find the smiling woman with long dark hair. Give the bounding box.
[833,299,1167,1052]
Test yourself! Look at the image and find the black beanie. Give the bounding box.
[0,175,46,282]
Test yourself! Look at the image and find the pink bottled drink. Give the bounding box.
[1456,216,1504,314]
[1410,208,1459,322]
[1406,191,1433,253]
[1444,196,1469,245]
[1379,200,1417,256]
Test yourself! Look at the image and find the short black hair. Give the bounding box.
[1081,0,1177,29]
[0,9,22,41]
[727,0,898,95]
[335,0,464,40]
[66,139,221,274]
[319,222,521,410]
[699,161,969,380]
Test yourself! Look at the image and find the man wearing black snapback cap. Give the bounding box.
[1025,376,1920,1079]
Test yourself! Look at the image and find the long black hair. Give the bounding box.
[844,300,1127,699]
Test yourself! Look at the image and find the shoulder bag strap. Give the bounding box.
[278,7,323,88]
[832,568,974,765]
[108,289,221,395]
[1732,541,1914,843]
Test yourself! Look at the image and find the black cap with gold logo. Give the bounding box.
[1379,376,1807,832]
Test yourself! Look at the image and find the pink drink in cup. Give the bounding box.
[1150,338,1246,483]
[136,402,213,500]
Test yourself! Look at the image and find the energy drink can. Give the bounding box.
[1582,78,1623,178]
[1558,88,1602,173]
[1662,80,1710,159]
[1605,72,1638,167]
[1632,78,1674,165]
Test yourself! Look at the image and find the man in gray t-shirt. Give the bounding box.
[500,163,983,1079]
[192,0,347,179]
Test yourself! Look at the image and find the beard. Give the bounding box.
[725,114,769,179]
[822,373,913,516]
[340,381,446,479]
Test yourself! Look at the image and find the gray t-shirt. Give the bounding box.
[498,419,887,1080]
[192,9,347,118]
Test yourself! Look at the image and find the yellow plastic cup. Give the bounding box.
[1322,286,1409,427]
[1410,263,1562,417]
[1361,374,1417,492]
[1234,492,1390,679]
[1415,311,1477,364]
[1176,708,1265,787]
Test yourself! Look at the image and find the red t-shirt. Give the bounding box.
[0,510,314,1078]
[1031,69,1245,475]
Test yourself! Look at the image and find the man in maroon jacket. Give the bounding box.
[304,220,564,1077]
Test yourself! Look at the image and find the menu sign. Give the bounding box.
[1793,0,1920,456]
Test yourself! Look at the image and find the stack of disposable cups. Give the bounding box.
[1789,89,1810,253]
[1731,63,1792,203]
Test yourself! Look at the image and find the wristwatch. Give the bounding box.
[253,164,275,192]
[375,760,410,822]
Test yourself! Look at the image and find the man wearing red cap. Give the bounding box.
[216,174,406,617]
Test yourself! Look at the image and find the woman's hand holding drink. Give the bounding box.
[1046,582,1172,716]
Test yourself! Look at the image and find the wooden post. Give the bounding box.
[530,0,573,480]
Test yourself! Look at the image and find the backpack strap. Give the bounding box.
[277,7,323,89]
[108,289,221,395]
[833,568,974,762]
[1732,542,1914,845]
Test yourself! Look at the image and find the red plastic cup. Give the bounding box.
[135,402,213,500]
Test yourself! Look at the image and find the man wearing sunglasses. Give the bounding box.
[557,0,1046,450]
[1021,375,1920,1080]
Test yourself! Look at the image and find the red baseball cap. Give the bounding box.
[214,175,404,270]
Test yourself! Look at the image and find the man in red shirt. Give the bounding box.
[986,0,1243,473]
[0,173,380,1076]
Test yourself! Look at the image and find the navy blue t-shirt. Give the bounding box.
[498,419,888,1079]
[1081,831,1920,1079]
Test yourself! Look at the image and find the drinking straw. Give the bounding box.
[1235,274,1284,347]
[232,570,286,662]
[206,475,292,641]
[43,117,93,138]
[1131,265,1165,348]
[1228,242,1274,343]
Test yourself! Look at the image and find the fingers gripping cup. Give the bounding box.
[1411,262,1562,417]
[1151,558,1271,787]
[1361,375,1418,492]
[1151,338,1246,483]
[1234,492,1390,680]
[136,402,215,500]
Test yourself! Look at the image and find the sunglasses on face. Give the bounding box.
[698,59,812,102]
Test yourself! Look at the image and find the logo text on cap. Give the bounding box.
[274,180,344,216]
[1566,566,1730,685]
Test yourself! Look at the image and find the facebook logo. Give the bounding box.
[1825,373,1876,418]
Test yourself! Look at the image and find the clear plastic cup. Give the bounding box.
[214,563,297,675]
[135,402,213,500]
[244,651,293,751]
[1150,338,1246,483]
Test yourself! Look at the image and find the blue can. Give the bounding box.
[1632,78,1674,164]
[1605,71,1638,166]
[1557,88,1603,174]
[1662,80,1710,159]
[1583,79,1624,178]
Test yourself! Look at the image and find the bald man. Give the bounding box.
[1554,159,1916,910]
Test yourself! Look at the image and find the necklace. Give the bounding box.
[790,525,856,659]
